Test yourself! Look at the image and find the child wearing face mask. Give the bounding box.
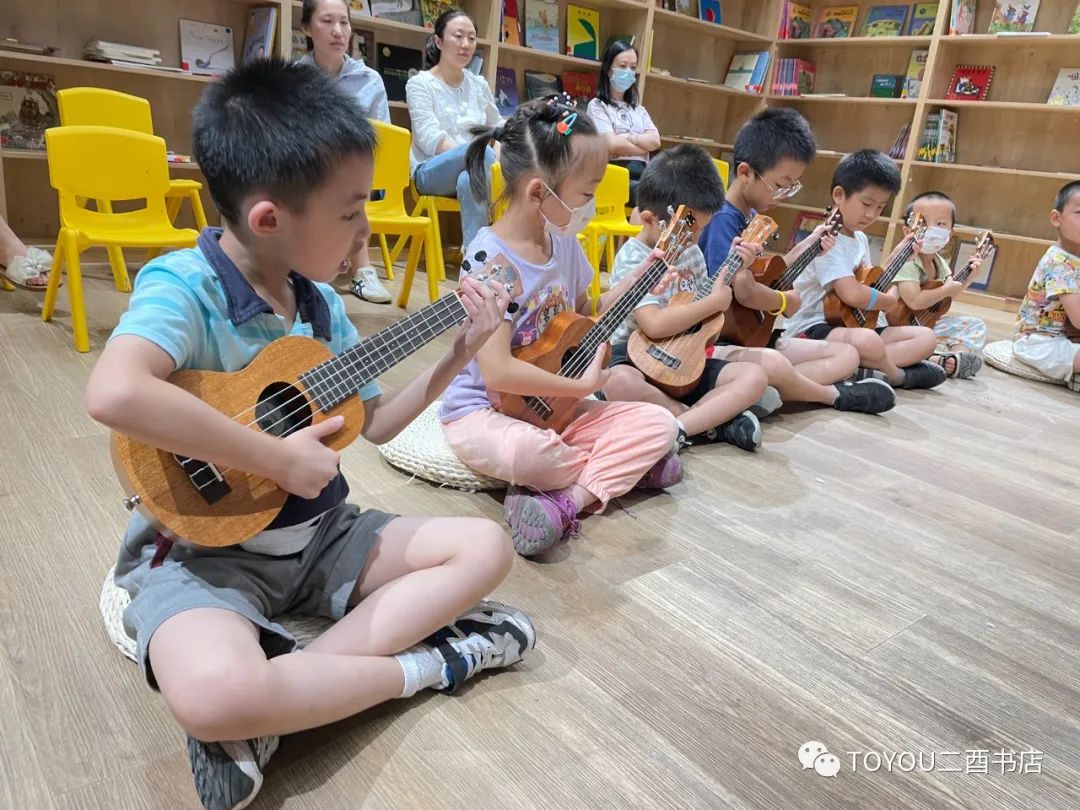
[887,191,987,379]
[438,97,681,558]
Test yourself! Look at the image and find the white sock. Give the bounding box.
[394,647,446,698]
[675,418,688,435]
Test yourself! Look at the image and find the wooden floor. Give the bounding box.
[2,260,1079,810]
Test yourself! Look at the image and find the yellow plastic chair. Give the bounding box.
[582,163,641,298]
[42,126,199,352]
[56,88,208,272]
[387,177,455,281]
[713,158,730,190]
[365,120,440,305]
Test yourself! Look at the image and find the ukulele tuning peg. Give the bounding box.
[474,250,488,263]
[462,259,472,273]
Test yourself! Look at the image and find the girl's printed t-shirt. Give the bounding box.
[439,227,594,422]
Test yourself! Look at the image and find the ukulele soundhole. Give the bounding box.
[255,382,314,438]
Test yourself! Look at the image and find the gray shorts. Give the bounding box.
[114,503,396,689]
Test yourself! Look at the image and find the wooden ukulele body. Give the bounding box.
[722,255,789,348]
[496,310,608,433]
[823,264,886,329]
[886,279,949,328]
[111,335,365,547]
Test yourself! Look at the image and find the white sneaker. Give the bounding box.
[422,600,536,693]
[350,266,392,304]
[187,734,279,810]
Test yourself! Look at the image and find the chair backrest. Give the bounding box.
[368,119,411,215]
[591,163,632,225]
[57,87,154,133]
[489,162,507,221]
[45,125,172,230]
[713,158,730,190]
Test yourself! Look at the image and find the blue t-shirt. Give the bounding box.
[699,201,753,278]
[111,228,380,538]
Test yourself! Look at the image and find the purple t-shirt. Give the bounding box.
[439,227,594,423]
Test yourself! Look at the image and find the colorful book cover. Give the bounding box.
[566,5,599,59]
[371,0,423,26]
[0,71,58,151]
[495,67,519,114]
[242,6,277,63]
[290,28,309,61]
[524,70,561,99]
[887,121,911,158]
[350,29,375,62]
[945,64,994,100]
[900,48,929,98]
[949,0,977,33]
[1046,68,1080,106]
[1070,1,1080,33]
[988,0,1041,32]
[726,52,761,92]
[525,0,560,53]
[871,73,903,97]
[860,5,909,36]
[698,0,722,25]
[815,6,860,38]
[907,3,938,35]
[934,109,957,163]
[420,0,455,28]
[180,19,236,77]
[378,44,423,101]
[348,0,373,16]
[795,59,815,95]
[502,0,522,44]
[562,70,598,111]
[786,3,813,38]
[917,111,940,161]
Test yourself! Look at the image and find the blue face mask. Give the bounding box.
[610,68,636,93]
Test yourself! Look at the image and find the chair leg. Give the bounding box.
[1,275,12,292]
[108,246,131,293]
[426,218,445,286]
[41,235,65,322]
[389,198,427,265]
[394,234,415,307]
[421,227,440,303]
[377,234,394,280]
[188,189,209,231]
[63,233,90,352]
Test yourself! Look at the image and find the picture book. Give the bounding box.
[0,71,58,151]
[350,29,375,63]
[562,70,598,111]
[945,64,994,100]
[495,67,519,115]
[934,108,957,162]
[956,237,996,290]
[1070,1,1080,33]
[502,0,522,44]
[525,0,560,53]
[815,6,860,38]
[378,44,423,101]
[1047,68,1080,106]
[724,51,770,93]
[860,5,909,36]
[179,20,236,77]
[698,0,722,25]
[871,73,904,97]
[566,5,599,59]
[348,0,373,16]
[789,211,825,250]
[917,112,940,161]
[781,3,813,38]
[524,70,561,100]
[420,0,455,28]
[290,29,309,61]
[988,1,1041,33]
[241,6,277,64]
[907,2,938,35]
[371,0,423,27]
[900,48,929,98]
[949,0,977,34]
[887,121,912,158]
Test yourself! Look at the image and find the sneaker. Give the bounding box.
[503,486,580,556]
[1068,374,1080,393]
[833,378,896,414]
[846,367,890,384]
[187,735,279,810]
[350,266,392,304]
[635,447,683,490]
[899,360,948,390]
[422,600,536,694]
[693,410,762,452]
[675,428,693,454]
[749,386,783,419]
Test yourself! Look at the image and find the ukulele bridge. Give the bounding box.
[523,395,554,420]
[646,345,681,369]
[173,454,232,505]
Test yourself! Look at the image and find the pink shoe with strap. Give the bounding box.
[503,486,581,557]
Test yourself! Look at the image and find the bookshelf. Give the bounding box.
[1,0,1078,308]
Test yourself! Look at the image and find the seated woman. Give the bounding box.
[406,9,501,251]
[586,40,661,207]
[0,212,51,290]
[299,0,393,303]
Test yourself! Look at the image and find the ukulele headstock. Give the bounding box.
[462,251,524,300]
[823,205,844,235]
[657,205,697,266]
[906,211,928,242]
[742,213,780,248]
[973,230,996,260]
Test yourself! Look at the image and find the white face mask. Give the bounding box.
[921,226,951,254]
[541,185,596,237]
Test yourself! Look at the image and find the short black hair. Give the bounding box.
[193,58,377,225]
[905,191,956,225]
[636,145,725,219]
[732,107,816,174]
[832,149,901,196]
[1054,180,1080,212]
[596,40,638,107]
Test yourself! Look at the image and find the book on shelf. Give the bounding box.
[871,73,904,98]
[900,49,929,98]
[945,65,994,100]
[0,37,60,56]
[348,0,373,16]
[420,0,455,28]
[371,0,423,27]
[566,5,599,59]
[815,6,860,38]
[907,3,939,35]
[667,0,694,16]
[291,29,309,61]
[562,70,598,112]
[502,0,522,44]
[179,20,236,76]
[495,67,519,115]
[0,70,58,152]
[525,0,560,53]
[949,0,977,34]
[379,44,423,101]
[917,111,939,160]
[350,29,375,63]
[524,70,561,100]
[918,109,957,163]
[85,40,162,65]
[772,58,815,96]
[1070,1,1080,33]
[887,121,912,158]
[778,2,812,39]
[242,6,278,64]
[723,51,770,94]
[1047,68,1080,106]
[988,1,1040,33]
[860,5,909,37]
[698,0,722,24]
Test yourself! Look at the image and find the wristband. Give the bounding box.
[867,287,878,309]
[768,289,787,316]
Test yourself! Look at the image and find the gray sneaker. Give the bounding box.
[187,735,279,810]
[350,265,392,304]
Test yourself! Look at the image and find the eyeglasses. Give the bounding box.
[753,170,802,201]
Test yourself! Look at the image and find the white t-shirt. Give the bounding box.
[586,98,656,164]
[406,70,501,172]
[782,230,871,337]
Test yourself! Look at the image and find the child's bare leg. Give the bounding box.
[826,328,903,382]
[881,325,937,367]
[717,346,837,405]
[775,336,860,385]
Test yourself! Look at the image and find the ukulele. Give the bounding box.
[886,230,995,329]
[627,214,779,398]
[496,206,696,432]
[112,261,521,547]
[724,207,844,348]
[823,213,927,329]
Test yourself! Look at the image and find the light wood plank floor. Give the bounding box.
[1,261,1078,810]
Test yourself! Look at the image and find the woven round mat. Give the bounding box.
[100,566,331,663]
[983,340,1064,386]
[377,401,505,491]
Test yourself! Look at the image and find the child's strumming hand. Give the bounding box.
[454,275,511,358]
[276,416,344,498]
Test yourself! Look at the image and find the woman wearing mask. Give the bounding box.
[587,41,662,207]
[300,0,394,303]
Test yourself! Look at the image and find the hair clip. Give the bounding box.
[556,111,578,136]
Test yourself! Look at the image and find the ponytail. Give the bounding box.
[424,8,471,68]
[465,124,501,204]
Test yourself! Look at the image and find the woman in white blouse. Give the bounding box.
[406,9,501,249]
[586,40,661,206]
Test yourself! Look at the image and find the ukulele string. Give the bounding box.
[662,246,742,364]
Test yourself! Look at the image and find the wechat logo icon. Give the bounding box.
[799,741,841,777]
